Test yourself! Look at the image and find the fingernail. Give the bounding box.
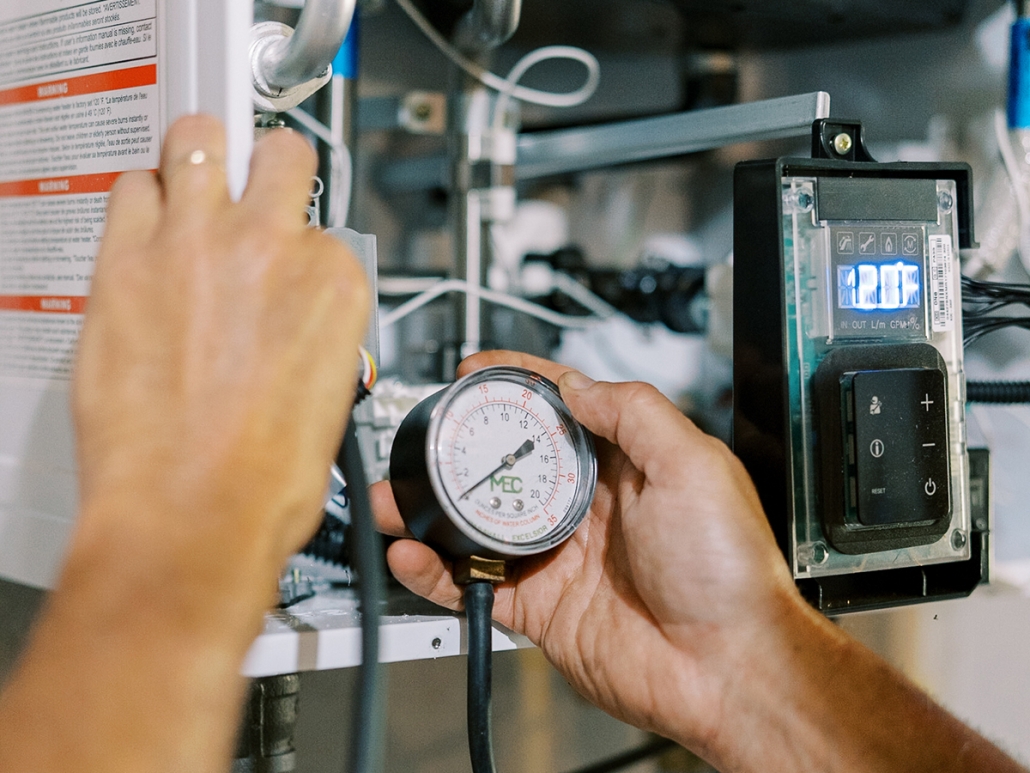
[559,370,595,392]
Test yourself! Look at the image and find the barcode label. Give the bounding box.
[928,235,954,332]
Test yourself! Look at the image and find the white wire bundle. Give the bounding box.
[995,108,1030,277]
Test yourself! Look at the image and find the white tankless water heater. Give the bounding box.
[0,0,253,587]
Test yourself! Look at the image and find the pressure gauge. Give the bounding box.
[389,367,597,560]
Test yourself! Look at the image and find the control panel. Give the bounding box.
[732,121,987,612]
[846,367,949,527]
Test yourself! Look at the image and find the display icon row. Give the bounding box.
[835,231,921,256]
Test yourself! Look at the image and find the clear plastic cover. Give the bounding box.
[781,177,970,578]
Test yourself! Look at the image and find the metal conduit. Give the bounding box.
[257,0,357,91]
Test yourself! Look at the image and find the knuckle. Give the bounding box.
[619,380,665,411]
[166,113,223,143]
[162,114,226,162]
[257,129,317,173]
[174,160,226,194]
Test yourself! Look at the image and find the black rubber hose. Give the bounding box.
[465,581,498,773]
[966,381,1030,404]
[339,418,387,773]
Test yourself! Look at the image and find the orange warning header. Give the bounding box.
[0,296,88,315]
[0,171,125,198]
[0,64,157,108]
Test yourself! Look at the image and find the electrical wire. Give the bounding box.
[379,279,604,330]
[286,107,353,228]
[491,46,601,130]
[339,418,387,773]
[962,274,1030,344]
[550,271,620,319]
[963,315,1030,344]
[962,275,1030,316]
[393,0,599,112]
[995,108,1030,277]
[358,345,378,391]
[464,581,498,773]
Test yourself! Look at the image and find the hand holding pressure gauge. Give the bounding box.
[389,366,598,773]
[389,366,598,563]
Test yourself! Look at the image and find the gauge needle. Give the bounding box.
[459,439,535,500]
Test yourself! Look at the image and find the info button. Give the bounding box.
[869,439,884,458]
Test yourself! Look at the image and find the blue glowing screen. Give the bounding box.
[837,262,921,311]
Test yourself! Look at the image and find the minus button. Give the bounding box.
[922,442,936,447]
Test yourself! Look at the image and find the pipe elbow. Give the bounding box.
[453,0,522,54]
[256,0,357,91]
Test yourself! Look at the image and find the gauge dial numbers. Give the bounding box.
[436,394,578,547]
[390,366,597,560]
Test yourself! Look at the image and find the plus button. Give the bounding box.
[921,394,934,411]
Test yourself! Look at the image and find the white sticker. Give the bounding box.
[928,234,955,333]
[0,0,160,382]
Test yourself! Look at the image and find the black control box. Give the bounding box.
[732,120,987,613]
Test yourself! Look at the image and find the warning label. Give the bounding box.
[0,0,158,382]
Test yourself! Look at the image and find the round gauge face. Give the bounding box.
[426,367,596,556]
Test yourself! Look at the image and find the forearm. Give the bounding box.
[710,590,1025,773]
[0,503,280,773]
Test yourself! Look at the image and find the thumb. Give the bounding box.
[556,372,706,482]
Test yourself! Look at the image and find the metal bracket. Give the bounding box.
[378,91,831,192]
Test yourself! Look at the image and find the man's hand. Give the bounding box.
[74,115,368,563]
[0,115,370,773]
[373,350,798,760]
[375,351,1028,773]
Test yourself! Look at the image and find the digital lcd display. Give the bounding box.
[837,262,921,311]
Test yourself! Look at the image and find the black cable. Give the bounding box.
[559,738,679,773]
[963,315,1030,345]
[465,581,498,773]
[967,380,1030,403]
[463,581,678,773]
[339,418,387,773]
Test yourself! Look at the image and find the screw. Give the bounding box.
[513,499,524,512]
[975,517,988,531]
[799,541,829,566]
[795,190,814,212]
[431,638,442,650]
[832,132,853,155]
[951,529,967,550]
[490,497,501,509]
[937,190,954,213]
[413,102,433,122]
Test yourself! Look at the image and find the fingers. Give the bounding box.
[370,481,411,538]
[557,372,705,484]
[386,540,464,611]
[458,350,578,386]
[102,170,162,252]
[242,129,318,228]
[158,114,230,219]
